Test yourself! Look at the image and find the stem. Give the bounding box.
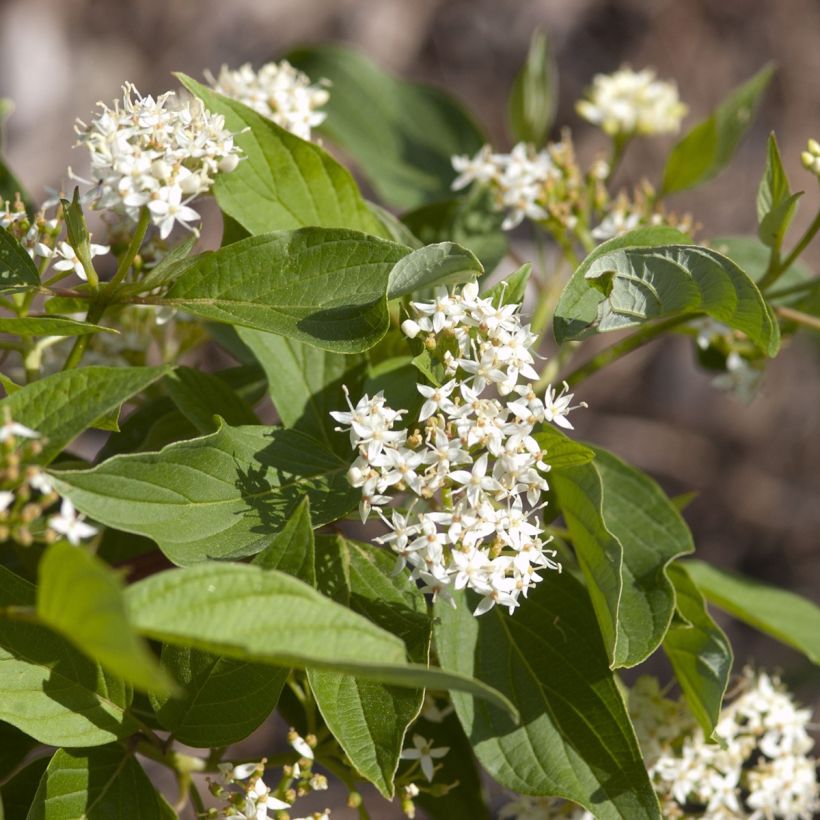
[188,779,206,816]
[606,133,631,184]
[561,314,697,387]
[759,208,820,290]
[109,207,151,288]
[62,300,106,370]
[774,304,820,332]
[765,277,820,300]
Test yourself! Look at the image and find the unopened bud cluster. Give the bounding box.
[576,66,687,137]
[499,670,819,819]
[74,82,243,238]
[801,138,820,177]
[0,416,96,547]
[331,282,586,616]
[209,731,329,819]
[206,60,330,141]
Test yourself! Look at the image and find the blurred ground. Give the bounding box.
[1,0,819,816]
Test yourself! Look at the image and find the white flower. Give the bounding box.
[48,499,98,545]
[400,734,449,782]
[544,382,586,430]
[289,731,314,760]
[207,61,329,141]
[576,66,687,137]
[0,490,14,513]
[51,240,110,280]
[0,419,40,442]
[75,82,241,236]
[28,469,55,495]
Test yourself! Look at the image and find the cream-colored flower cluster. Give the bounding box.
[576,66,687,137]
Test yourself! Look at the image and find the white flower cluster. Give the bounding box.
[801,138,820,177]
[207,60,329,141]
[0,417,97,546]
[331,282,586,616]
[210,731,329,820]
[576,66,687,137]
[74,82,242,238]
[452,143,558,229]
[499,671,819,820]
[649,670,819,819]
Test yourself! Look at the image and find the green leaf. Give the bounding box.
[237,329,365,457]
[484,263,531,306]
[162,228,409,353]
[0,317,116,337]
[662,563,732,738]
[36,541,173,695]
[684,560,820,664]
[26,746,175,820]
[0,227,39,293]
[252,496,316,585]
[553,227,690,344]
[556,243,780,356]
[124,561,517,717]
[1,756,51,820]
[533,426,595,470]
[162,230,480,354]
[508,30,557,147]
[552,447,694,668]
[0,565,134,747]
[0,365,169,465]
[165,366,258,433]
[757,134,801,249]
[53,423,358,566]
[401,188,508,275]
[178,74,387,238]
[436,575,660,819]
[288,45,486,209]
[386,242,482,300]
[60,188,95,283]
[308,537,431,798]
[150,645,286,748]
[662,65,774,195]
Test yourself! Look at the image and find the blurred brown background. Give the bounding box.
[1,0,818,815]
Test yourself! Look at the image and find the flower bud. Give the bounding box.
[218,153,241,174]
[401,319,421,339]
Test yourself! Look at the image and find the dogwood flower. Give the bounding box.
[48,499,98,545]
[51,240,110,280]
[0,418,39,442]
[576,66,687,136]
[206,61,329,141]
[332,282,584,616]
[400,734,449,782]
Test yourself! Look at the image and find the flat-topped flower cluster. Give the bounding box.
[500,670,819,819]
[576,66,687,137]
[75,82,242,238]
[206,60,330,141]
[331,282,585,616]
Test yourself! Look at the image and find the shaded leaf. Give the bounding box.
[53,423,358,566]
[1,756,51,820]
[436,575,660,819]
[289,45,486,209]
[237,328,365,457]
[308,537,431,797]
[26,745,175,820]
[0,227,39,293]
[150,645,286,748]
[757,134,800,250]
[663,563,732,738]
[165,366,258,433]
[552,447,694,668]
[252,496,315,585]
